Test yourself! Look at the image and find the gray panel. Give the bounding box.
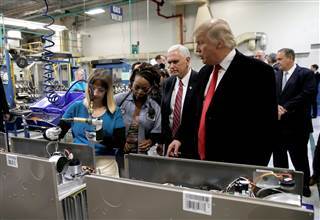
[10,137,95,168]
[126,154,304,196]
[0,132,8,151]
[85,175,313,220]
[0,152,64,219]
[62,190,88,220]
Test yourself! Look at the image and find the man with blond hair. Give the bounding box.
[167,19,277,166]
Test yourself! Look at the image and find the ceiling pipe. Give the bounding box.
[151,0,183,44]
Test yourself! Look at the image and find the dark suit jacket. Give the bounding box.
[0,76,9,132]
[0,76,9,115]
[275,65,316,137]
[272,63,280,72]
[314,72,320,87]
[161,69,198,158]
[176,50,278,166]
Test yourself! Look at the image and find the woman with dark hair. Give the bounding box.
[45,69,125,177]
[131,61,142,72]
[115,65,161,155]
[129,62,162,105]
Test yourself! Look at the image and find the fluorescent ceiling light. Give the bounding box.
[0,17,67,32]
[85,8,105,15]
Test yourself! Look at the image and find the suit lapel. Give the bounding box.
[281,66,299,94]
[183,70,196,111]
[276,71,283,98]
[166,77,176,113]
[212,51,240,99]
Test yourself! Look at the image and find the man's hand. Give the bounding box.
[138,139,152,152]
[45,127,62,141]
[278,105,287,120]
[166,140,181,157]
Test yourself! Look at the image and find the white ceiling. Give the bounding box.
[0,0,116,20]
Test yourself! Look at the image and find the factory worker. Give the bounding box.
[45,69,125,177]
[69,67,87,92]
[115,63,162,155]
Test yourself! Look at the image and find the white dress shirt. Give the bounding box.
[204,49,236,96]
[282,63,296,89]
[169,68,192,128]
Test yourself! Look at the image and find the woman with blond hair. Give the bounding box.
[45,69,125,177]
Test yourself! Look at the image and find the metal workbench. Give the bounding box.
[84,154,313,220]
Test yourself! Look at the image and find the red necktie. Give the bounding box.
[172,79,183,136]
[198,64,221,160]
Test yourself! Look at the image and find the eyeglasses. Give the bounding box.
[132,84,151,94]
[92,87,106,93]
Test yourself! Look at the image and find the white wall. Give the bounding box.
[79,0,320,69]
[209,0,320,67]
[81,1,178,58]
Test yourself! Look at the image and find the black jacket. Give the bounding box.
[161,69,198,158]
[0,76,9,115]
[176,50,278,166]
[275,65,316,136]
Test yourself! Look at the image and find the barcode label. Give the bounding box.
[6,154,18,168]
[183,191,212,215]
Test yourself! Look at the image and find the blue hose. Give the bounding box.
[41,0,63,106]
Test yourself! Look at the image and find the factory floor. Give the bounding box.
[267,117,320,219]
[304,117,319,219]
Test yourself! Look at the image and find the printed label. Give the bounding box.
[183,191,212,216]
[6,154,18,168]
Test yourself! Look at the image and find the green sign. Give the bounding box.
[131,44,139,54]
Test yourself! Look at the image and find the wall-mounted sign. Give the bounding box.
[110,5,123,22]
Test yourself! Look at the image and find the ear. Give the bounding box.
[216,40,224,49]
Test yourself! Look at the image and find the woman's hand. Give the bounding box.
[138,139,152,152]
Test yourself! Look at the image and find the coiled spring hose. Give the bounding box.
[41,0,62,106]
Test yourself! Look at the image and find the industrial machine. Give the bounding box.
[0,132,8,152]
[11,136,93,163]
[84,154,314,220]
[0,137,95,219]
[1,138,315,219]
[0,151,88,219]
[91,58,131,94]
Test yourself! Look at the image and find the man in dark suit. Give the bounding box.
[166,18,278,167]
[267,53,280,72]
[161,44,198,158]
[254,50,266,62]
[273,48,316,197]
[0,72,10,132]
[311,64,320,118]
